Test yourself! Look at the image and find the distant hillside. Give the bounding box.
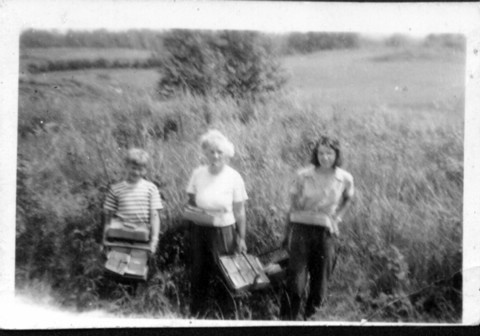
[20,29,362,55]
[19,30,466,76]
[20,29,166,51]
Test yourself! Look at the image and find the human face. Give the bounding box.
[126,162,146,183]
[205,144,227,173]
[316,144,336,169]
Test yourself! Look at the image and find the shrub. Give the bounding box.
[423,34,466,51]
[157,30,287,99]
[26,56,165,74]
[20,29,166,51]
[384,34,418,48]
[284,32,360,54]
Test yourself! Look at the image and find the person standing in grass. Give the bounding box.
[280,135,354,320]
[185,129,248,317]
[102,148,163,254]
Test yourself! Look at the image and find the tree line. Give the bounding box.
[20,29,166,51]
[21,29,465,54]
[20,29,363,55]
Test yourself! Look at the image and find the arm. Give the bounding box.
[334,194,353,224]
[102,210,114,245]
[283,174,302,250]
[282,193,297,250]
[102,185,117,246]
[150,209,161,254]
[186,169,197,207]
[331,177,354,236]
[233,201,247,253]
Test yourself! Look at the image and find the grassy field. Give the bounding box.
[282,47,464,109]
[16,44,464,322]
[22,46,465,109]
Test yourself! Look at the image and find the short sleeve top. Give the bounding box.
[186,165,248,227]
[290,166,354,217]
[104,178,163,227]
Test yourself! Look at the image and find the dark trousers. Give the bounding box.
[189,223,236,316]
[280,223,335,320]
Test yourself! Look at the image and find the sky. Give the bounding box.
[1,0,480,328]
[2,1,479,35]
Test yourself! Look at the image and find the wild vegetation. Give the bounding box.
[20,29,166,50]
[157,30,287,99]
[20,29,362,53]
[19,29,464,77]
[15,31,464,322]
[283,32,360,54]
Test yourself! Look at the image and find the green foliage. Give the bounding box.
[384,34,418,48]
[157,30,287,99]
[26,56,165,74]
[16,46,463,321]
[284,32,360,54]
[21,29,165,51]
[423,34,466,51]
[370,34,466,64]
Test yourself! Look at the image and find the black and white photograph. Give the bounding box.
[1,0,479,328]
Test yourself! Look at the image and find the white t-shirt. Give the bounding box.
[186,165,248,227]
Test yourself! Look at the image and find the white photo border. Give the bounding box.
[1,0,479,328]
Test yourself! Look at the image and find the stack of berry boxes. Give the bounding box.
[103,218,151,281]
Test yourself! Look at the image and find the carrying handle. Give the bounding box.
[114,215,136,229]
[241,252,262,287]
[122,222,136,229]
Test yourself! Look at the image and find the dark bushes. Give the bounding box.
[27,56,165,74]
[423,34,466,51]
[157,30,287,99]
[284,32,360,54]
[21,29,165,51]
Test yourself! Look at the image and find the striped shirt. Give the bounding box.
[104,179,163,227]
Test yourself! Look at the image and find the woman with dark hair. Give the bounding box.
[280,135,354,320]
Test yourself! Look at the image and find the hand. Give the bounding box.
[331,225,339,238]
[150,240,158,254]
[100,243,109,257]
[330,216,341,237]
[235,236,247,254]
[101,236,108,253]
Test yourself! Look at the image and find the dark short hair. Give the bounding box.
[310,135,343,168]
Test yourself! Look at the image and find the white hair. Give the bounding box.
[200,129,235,158]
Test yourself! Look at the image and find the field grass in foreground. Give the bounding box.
[16,45,463,322]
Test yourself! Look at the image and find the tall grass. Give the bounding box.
[16,74,463,321]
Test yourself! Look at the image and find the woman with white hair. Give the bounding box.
[185,129,248,316]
